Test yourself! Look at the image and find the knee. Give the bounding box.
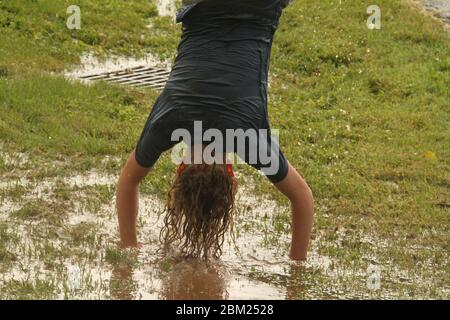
[276,164,313,203]
[291,179,313,203]
[300,182,314,201]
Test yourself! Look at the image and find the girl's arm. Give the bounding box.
[274,162,314,260]
[116,150,152,248]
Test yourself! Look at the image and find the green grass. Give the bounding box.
[0,279,58,300]
[0,0,181,71]
[105,247,139,267]
[10,199,69,225]
[0,0,449,299]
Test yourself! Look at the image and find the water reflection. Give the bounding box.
[108,255,309,300]
[110,264,139,300]
[285,264,306,300]
[108,256,230,300]
[159,259,229,300]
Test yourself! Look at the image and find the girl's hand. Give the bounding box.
[117,240,143,250]
[289,251,307,261]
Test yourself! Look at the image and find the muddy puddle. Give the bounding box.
[0,170,292,299]
[419,0,450,23]
[1,159,448,300]
[0,146,322,299]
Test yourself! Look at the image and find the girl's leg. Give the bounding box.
[274,162,314,260]
[116,149,152,247]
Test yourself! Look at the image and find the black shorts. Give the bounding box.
[135,99,289,183]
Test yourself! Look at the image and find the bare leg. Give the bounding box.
[274,162,314,260]
[116,150,151,248]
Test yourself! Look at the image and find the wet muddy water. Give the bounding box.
[0,171,294,299]
[1,163,446,299]
[420,0,450,23]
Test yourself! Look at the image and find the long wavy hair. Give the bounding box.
[160,163,237,260]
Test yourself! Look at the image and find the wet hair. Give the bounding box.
[160,163,237,260]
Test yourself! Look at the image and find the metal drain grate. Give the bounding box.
[78,65,171,90]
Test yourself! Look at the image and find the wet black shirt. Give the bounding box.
[135,0,292,183]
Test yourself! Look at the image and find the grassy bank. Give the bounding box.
[0,0,449,299]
